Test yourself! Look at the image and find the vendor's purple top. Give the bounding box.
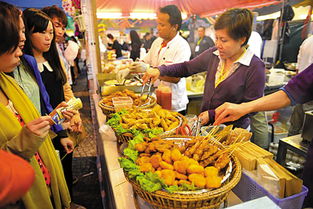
[159,47,266,128]
[282,63,313,105]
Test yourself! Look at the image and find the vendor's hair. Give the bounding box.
[159,5,182,31]
[130,30,141,44]
[42,5,68,27]
[214,8,253,46]
[0,2,20,55]
[23,8,66,85]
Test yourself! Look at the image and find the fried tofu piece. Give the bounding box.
[173,160,189,174]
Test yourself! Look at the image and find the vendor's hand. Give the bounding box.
[142,68,160,84]
[198,111,209,125]
[60,137,74,154]
[214,102,247,125]
[62,109,77,123]
[25,116,51,138]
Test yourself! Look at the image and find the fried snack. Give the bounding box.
[175,171,188,180]
[140,163,154,172]
[188,174,206,188]
[173,160,189,174]
[201,145,218,160]
[160,161,174,170]
[187,164,204,174]
[204,166,219,177]
[136,156,151,165]
[185,140,202,157]
[205,176,222,189]
[155,170,162,178]
[178,180,191,185]
[171,148,182,161]
[200,150,224,167]
[188,158,199,166]
[150,154,162,169]
[100,89,147,107]
[161,169,176,186]
[214,153,230,170]
[145,143,156,154]
[162,149,172,164]
[139,153,151,157]
[135,142,148,152]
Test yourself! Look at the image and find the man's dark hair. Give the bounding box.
[198,26,206,31]
[0,1,20,55]
[42,5,68,27]
[107,33,114,40]
[159,5,182,31]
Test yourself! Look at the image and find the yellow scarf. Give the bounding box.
[0,73,70,209]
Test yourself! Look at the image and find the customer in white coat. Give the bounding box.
[143,5,191,114]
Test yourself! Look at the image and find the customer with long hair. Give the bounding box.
[22,8,78,200]
[0,2,72,208]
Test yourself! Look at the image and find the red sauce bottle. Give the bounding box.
[160,85,172,110]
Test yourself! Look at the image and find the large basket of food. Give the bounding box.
[107,105,187,144]
[98,89,156,117]
[119,134,242,209]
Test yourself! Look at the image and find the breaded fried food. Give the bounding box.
[162,149,172,164]
[177,180,191,185]
[187,164,204,174]
[171,148,182,161]
[139,163,154,172]
[206,176,222,189]
[175,171,188,180]
[204,166,219,177]
[135,142,148,152]
[188,174,206,188]
[160,161,174,170]
[173,160,189,174]
[214,153,230,170]
[136,156,151,165]
[150,154,162,169]
[160,169,176,186]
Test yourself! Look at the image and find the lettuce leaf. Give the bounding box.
[118,157,139,172]
[136,175,162,192]
[123,147,138,162]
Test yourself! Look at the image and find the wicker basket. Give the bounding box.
[125,136,242,209]
[115,112,187,144]
[99,96,156,118]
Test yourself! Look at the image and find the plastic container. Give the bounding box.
[112,96,133,112]
[232,172,308,209]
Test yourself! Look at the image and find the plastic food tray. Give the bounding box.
[232,172,308,209]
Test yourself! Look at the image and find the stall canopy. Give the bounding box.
[3,0,62,10]
[96,0,282,17]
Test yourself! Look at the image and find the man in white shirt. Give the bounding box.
[247,31,270,149]
[289,34,313,136]
[143,5,191,113]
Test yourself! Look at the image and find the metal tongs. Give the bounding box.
[191,117,202,136]
[140,78,153,98]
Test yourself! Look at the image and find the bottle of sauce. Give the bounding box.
[156,87,162,106]
[159,83,172,110]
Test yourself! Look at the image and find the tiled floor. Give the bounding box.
[71,69,103,209]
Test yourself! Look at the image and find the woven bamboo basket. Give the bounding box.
[115,112,188,144]
[125,136,242,209]
[99,96,156,118]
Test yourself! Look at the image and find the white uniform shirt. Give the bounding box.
[143,33,191,112]
[297,35,313,73]
[248,31,263,58]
